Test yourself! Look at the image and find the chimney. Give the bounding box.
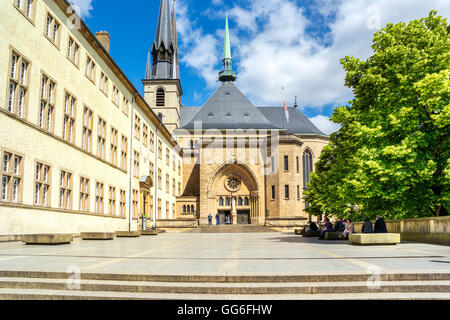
[95,31,110,53]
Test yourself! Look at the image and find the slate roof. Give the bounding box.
[178,82,326,136]
[181,82,279,130]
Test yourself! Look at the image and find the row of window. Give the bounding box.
[218,196,250,207]
[0,151,129,216]
[281,150,314,189]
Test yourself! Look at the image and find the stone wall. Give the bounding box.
[353,216,450,245]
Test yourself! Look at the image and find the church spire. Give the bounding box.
[150,0,174,79]
[219,13,236,82]
[172,0,180,79]
[145,49,151,79]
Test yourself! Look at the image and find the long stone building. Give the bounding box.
[0,0,329,237]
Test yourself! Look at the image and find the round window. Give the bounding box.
[225,175,241,192]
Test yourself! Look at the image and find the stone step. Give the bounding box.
[1,288,449,300]
[0,277,449,295]
[0,271,448,283]
[197,225,278,233]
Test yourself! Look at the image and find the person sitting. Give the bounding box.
[374,216,388,233]
[319,217,333,239]
[305,221,318,237]
[333,218,345,232]
[343,218,354,239]
[361,217,374,233]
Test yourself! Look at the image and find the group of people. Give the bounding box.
[208,213,231,226]
[305,215,388,240]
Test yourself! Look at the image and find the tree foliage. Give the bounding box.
[305,11,449,221]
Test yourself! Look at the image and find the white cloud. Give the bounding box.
[310,115,341,135]
[177,0,450,111]
[69,0,94,18]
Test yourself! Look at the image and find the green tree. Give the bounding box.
[305,11,449,221]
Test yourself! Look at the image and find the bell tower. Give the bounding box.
[143,0,182,134]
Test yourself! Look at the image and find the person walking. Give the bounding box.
[208,213,213,226]
[374,216,388,233]
[361,217,374,233]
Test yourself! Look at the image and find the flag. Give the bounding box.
[283,99,289,122]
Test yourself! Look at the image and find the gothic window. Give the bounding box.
[238,197,243,206]
[244,197,249,206]
[303,149,313,189]
[191,205,195,213]
[156,88,165,107]
[183,205,186,213]
[187,205,190,213]
[225,197,230,206]
[219,197,224,206]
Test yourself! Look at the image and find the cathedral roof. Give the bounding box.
[181,82,279,130]
[178,84,326,135]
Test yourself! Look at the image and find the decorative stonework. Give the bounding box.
[225,175,241,192]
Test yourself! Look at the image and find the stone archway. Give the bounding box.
[207,162,261,225]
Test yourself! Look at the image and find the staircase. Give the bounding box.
[0,271,449,300]
[195,225,278,233]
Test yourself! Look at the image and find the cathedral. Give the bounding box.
[144,0,329,227]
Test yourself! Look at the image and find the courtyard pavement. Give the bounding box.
[0,232,449,276]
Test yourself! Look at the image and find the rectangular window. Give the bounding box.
[158,140,162,160]
[157,198,162,219]
[7,50,29,118]
[95,182,104,214]
[67,37,80,66]
[15,0,34,20]
[82,107,93,152]
[149,161,154,178]
[45,13,60,46]
[108,186,116,215]
[121,135,128,171]
[149,131,155,151]
[122,97,129,116]
[38,73,56,132]
[119,190,126,217]
[133,151,140,178]
[172,178,176,195]
[166,174,170,193]
[85,55,96,82]
[132,189,139,219]
[97,118,106,160]
[166,201,169,218]
[79,177,90,212]
[99,72,108,95]
[285,185,290,199]
[59,170,72,209]
[112,86,120,106]
[34,162,51,207]
[158,169,162,190]
[271,185,276,200]
[1,152,23,203]
[296,156,300,172]
[63,92,76,143]
[110,127,118,166]
[142,123,148,147]
[134,115,141,140]
[284,156,289,171]
[166,148,170,166]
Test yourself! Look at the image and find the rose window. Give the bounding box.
[225,176,241,192]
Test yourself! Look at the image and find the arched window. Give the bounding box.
[156,88,165,107]
[238,197,243,206]
[183,205,186,213]
[219,197,224,206]
[191,205,195,213]
[225,197,230,206]
[187,205,190,213]
[303,149,313,189]
[244,197,249,206]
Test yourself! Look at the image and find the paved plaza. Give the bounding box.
[0,232,449,276]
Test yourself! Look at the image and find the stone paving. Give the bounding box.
[0,232,449,276]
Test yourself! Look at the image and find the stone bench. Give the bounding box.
[80,232,115,240]
[141,230,158,236]
[324,232,345,240]
[22,234,73,245]
[115,231,141,238]
[349,233,401,245]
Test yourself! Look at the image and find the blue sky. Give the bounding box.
[75,0,449,134]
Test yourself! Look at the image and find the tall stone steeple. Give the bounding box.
[143,0,182,134]
[219,13,237,82]
[150,0,174,79]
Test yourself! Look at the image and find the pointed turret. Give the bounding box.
[218,13,237,82]
[172,0,180,79]
[150,0,174,79]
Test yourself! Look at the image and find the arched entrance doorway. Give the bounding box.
[207,163,260,225]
